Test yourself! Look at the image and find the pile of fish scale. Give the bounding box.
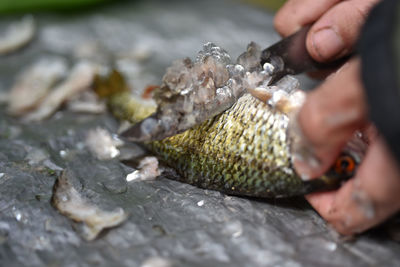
[122,42,304,142]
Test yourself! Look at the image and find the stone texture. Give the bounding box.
[0,0,399,266]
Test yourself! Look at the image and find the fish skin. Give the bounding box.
[147,93,305,198]
[99,77,308,197]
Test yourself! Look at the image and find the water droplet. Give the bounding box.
[263,62,275,75]
[59,150,67,158]
[126,170,141,182]
[223,220,243,238]
[325,241,337,251]
[15,213,22,221]
[75,142,85,150]
[12,208,25,222]
[141,256,173,267]
[197,200,205,207]
[67,129,75,136]
[109,146,120,158]
[61,194,69,202]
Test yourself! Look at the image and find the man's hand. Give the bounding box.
[293,59,367,178]
[274,0,400,235]
[274,0,380,62]
[292,58,400,235]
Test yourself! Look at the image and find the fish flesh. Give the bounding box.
[94,43,365,198]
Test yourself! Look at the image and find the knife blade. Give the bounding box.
[260,26,351,86]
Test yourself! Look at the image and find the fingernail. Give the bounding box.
[312,28,344,60]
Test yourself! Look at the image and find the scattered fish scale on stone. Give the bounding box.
[23,61,97,121]
[126,156,161,182]
[0,15,36,55]
[86,127,123,160]
[7,56,68,115]
[51,170,128,241]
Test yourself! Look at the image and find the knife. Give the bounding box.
[260,25,351,86]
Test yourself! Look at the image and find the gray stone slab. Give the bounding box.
[0,1,399,266]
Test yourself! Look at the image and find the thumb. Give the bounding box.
[306,0,380,62]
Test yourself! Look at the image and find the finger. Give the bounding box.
[306,0,380,62]
[274,0,341,37]
[306,68,336,80]
[306,137,400,235]
[293,58,368,178]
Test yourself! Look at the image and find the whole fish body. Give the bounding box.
[95,43,362,198]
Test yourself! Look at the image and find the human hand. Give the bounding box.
[274,0,380,62]
[292,58,400,235]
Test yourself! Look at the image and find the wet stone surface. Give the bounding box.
[0,0,400,266]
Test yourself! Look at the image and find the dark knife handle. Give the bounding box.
[260,26,351,85]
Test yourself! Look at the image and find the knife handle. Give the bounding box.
[260,26,352,84]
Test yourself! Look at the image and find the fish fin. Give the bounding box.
[93,69,130,98]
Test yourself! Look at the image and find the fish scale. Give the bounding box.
[147,93,304,198]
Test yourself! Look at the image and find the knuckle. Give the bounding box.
[331,1,374,42]
[351,0,381,19]
[308,0,378,60]
[273,0,305,36]
[348,2,368,21]
[273,8,296,37]
[273,13,287,36]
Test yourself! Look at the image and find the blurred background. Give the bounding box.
[0,0,285,14]
[0,0,291,94]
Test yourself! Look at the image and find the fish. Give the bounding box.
[94,43,365,198]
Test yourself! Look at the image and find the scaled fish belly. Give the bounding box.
[95,42,364,198]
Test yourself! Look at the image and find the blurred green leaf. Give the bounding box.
[0,0,112,14]
[244,0,286,12]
